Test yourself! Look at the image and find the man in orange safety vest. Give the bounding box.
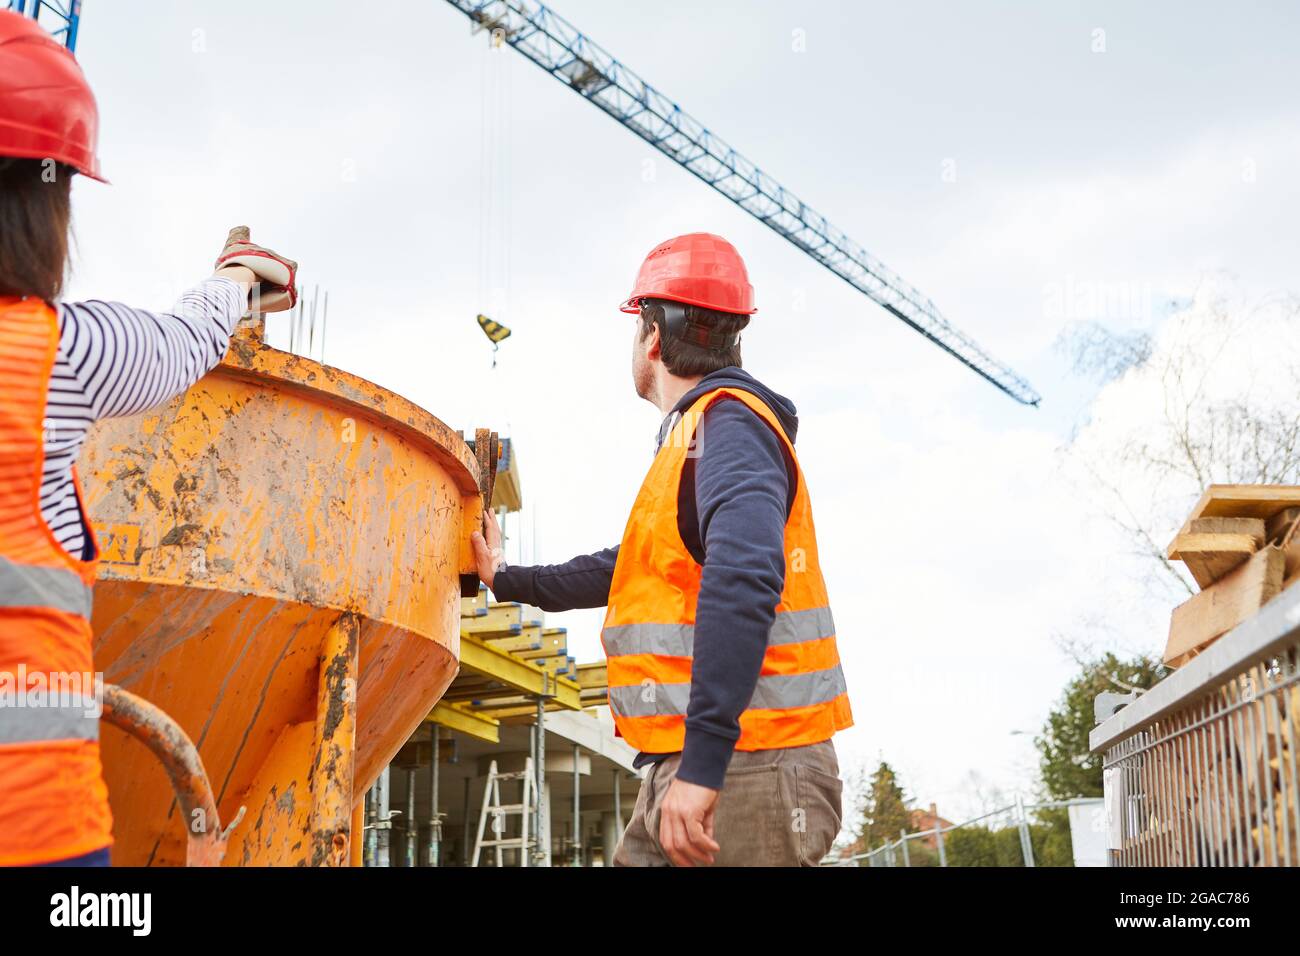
[474,232,851,866]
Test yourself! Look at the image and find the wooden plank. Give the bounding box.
[1187,516,1265,545]
[1183,485,1300,524]
[1168,531,1258,588]
[1265,507,1300,546]
[1165,544,1286,665]
[1284,540,1300,589]
[1264,508,1300,584]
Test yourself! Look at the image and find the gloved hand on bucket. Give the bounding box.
[213,225,299,313]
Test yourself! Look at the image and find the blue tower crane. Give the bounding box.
[4,0,80,50]
[442,0,1040,406]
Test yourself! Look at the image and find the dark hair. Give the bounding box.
[638,298,749,376]
[0,158,73,302]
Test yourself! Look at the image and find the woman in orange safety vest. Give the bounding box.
[0,10,297,866]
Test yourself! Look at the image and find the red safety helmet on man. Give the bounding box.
[620,232,756,316]
[0,9,105,181]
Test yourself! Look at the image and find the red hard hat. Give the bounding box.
[619,232,756,315]
[0,10,105,181]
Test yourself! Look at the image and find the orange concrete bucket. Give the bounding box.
[81,320,490,866]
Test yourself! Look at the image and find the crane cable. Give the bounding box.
[477,26,514,369]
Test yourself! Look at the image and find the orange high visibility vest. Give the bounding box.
[601,386,852,754]
[0,297,112,866]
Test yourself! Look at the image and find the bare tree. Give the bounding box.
[1061,283,1300,599]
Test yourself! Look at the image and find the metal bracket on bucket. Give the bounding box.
[101,684,245,867]
[473,427,501,510]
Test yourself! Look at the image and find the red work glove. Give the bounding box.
[214,225,299,313]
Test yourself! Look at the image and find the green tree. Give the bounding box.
[858,760,912,850]
[946,825,998,867]
[945,816,1073,867]
[1030,807,1075,867]
[1035,651,1167,800]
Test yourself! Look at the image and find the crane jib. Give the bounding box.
[444,0,1042,407]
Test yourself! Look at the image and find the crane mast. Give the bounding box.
[443,0,1041,406]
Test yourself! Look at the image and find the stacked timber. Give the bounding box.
[1152,485,1300,865]
[1163,485,1300,666]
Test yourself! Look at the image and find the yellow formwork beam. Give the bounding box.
[426,701,500,743]
[575,662,608,708]
[509,632,561,655]
[530,653,575,677]
[480,623,553,654]
[440,683,543,705]
[515,637,568,660]
[491,702,607,723]
[473,697,569,719]
[460,588,489,616]
[461,603,531,637]
[576,661,607,688]
[458,634,582,709]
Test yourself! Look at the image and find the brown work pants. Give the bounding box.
[612,740,843,867]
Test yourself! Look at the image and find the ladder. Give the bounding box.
[471,759,537,867]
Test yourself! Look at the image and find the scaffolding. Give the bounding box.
[361,583,637,866]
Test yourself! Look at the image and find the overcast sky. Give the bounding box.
[65,0,1300,820]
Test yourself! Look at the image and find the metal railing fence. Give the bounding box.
[1091,584,1300,866]
[831,797,1103,867]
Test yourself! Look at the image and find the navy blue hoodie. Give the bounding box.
[491,367,799,789]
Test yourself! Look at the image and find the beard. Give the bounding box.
[632,353,655,404]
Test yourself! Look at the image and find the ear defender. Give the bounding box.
[640,300,741,351]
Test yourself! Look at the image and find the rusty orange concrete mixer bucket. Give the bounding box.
[80,319,493,866]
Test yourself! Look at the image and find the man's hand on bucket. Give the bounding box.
[471,508,506,590]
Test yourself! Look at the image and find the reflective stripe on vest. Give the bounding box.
[0,702,100,744]
[608,663,848,718]
[603,606,835,659]
[0,556,94,618]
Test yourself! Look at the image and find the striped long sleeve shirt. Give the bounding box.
[44,277,246,559]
